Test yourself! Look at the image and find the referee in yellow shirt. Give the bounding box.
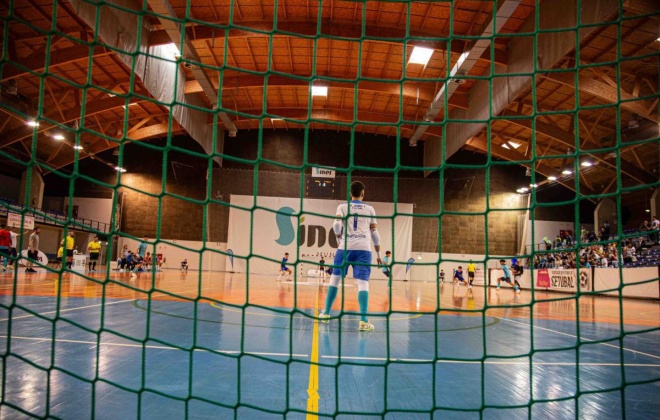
[87,235,102,272]
[62,231,75,270]
[467,260,477,289]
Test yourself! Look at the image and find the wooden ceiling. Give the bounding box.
[0,0,658,195]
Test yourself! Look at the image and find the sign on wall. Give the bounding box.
[311,167,336,178]
[227,195,413,278]
[8,212,34,230]
[535,268,591,292]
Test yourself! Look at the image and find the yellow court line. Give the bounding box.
[306,288,320,419]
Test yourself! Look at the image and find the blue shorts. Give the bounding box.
[332,249,372,281]
[454,273,464,281]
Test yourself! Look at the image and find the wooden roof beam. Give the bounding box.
[0,93,148,149]
[543,72,658,124]
[1,45,113,81]
[424,0,628,176]
[186,76,469,109]
[147,21,508,66]
[44,122,185,173]
[502,110,657,185]
[466,135,597,197]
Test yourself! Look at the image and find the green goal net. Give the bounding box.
[0,0,659,418]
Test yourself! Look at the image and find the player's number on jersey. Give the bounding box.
[353,214,358,230]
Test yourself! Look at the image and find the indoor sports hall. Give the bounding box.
[0,1,658,419]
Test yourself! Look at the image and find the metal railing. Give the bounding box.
[0,198,111,234]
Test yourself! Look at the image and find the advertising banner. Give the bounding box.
[227,195,413,278]
[534,268,591,292]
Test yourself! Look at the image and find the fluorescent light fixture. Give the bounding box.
[114,166,127,172]
[657,37,660,42]
[52,134,65,140]
[517,187,529,193]
[562,169,572,175]
[529,183,538,188]
[408,46,434,65]
[501,141,521,150]
[122,103,138,109]
[311,85,328,96]
[646,209,651,213]
[547,176,557,181]
[27,120,39,127]
[73,145,83,150]
[581,161,593,167]
[271,118,283,121]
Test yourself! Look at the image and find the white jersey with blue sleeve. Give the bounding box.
[336,200,377,251]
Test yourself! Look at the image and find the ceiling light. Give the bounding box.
[529,183,538,188]
[114,166,127,173]
[646,209,651,213]
[408,46,434,65]
[517,187,529,194]
[562,169,572,175]
[581,161,593,167]
[122,103,138,109]
[502,141,521,150]
[271,118,283,121]
[26,120,39,127]
[311,85,328,96]
[73,145,83,150]
[52,134,65,140]
[547,176,557,181]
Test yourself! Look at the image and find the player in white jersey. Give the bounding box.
[319,181,382,331]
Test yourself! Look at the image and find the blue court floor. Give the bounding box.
[1,294,659,419]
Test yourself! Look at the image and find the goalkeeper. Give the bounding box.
[319,181,382,331]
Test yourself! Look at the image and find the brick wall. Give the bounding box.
[42,131,610,255]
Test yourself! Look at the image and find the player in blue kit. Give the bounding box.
[319,181,382,331]
[453,266,468,286]
[497,259,520,293]
[277,252,292,281]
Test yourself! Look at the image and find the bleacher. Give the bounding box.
[623,246,660,268]
[0,197,110,234]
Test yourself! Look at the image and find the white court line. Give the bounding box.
[0,298,136,322]
[443,300,660,361]
[499,317,660,361]
[6,334,655,367]
[320,355,660,367]
[0,335,308,358]
[0,285,206,322]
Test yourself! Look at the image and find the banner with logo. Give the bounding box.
[8,212,34,230]
[227,195,413,278]
[534,268,591,292]
[311,167,335,178]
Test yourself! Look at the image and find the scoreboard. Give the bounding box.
[306,177,336,199]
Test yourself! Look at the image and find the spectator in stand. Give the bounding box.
[580,226,587,243]
[565,233,573,247]
[543,237,552,251]
[651,215,659,244]
[602,220,611,240]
